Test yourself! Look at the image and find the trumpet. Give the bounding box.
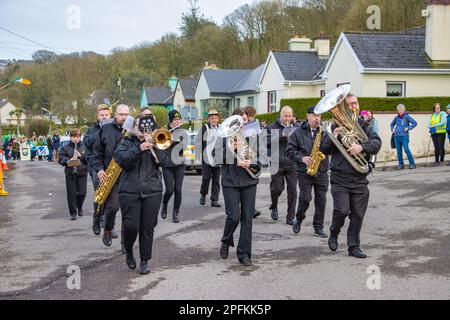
[143,123,183,163]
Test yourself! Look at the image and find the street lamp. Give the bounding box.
[41,107,54,135]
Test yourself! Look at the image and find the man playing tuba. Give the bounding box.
[319,92,381,259]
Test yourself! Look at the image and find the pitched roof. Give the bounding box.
[232,64,265,93]
[203,69,252,95]
[0,99,8,108]
[344,28,450,69]
[178,78,197,101]
[143,87,174,105]
[272,51,329,81]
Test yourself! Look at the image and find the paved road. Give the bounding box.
[0,161,449,300]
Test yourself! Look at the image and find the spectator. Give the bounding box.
[52,131,61,161]
[427,103,447,166]
[361,110,379,134]
[260,120,268,129]
[390,104,417,170]
[12,138,20,160]
[2,138,10,160]
[28,139,37,161]
[46,135,54,162]
[447,105,450,166]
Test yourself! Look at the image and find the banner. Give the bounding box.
[20,146,31,161]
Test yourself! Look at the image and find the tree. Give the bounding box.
[179,0,214,39]
[32,50,58,64]
[9,108,24,135]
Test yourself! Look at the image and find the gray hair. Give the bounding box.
[397,104,405,112]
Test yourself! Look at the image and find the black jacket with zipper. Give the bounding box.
[114,136,172,198]
[319,118,382,178]
[92,120,123,173]
[267,118,297,172]
[163,125,186,168]
[286,121,329,175]
[58,141,88,176]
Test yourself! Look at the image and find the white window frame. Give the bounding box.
[269,91,277,113]
[386,81,406,97]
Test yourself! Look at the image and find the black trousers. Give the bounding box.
[104,184,120,232]
[221,185,256,261]
[296,172,329,231]
[329,173,369,250]
[162,166,185,211]
[269,169,298,220]
[200,164,221,201]
[89,169,104,219]
[65,174,87,216]
[119,193,162,262]
[431,133,446,163]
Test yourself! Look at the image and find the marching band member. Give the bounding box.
[92,104,130,247]
[115,115,171,275]
[161,110,186,223]
[320,94,381,258]
[219,108,263,267]
[58,128,88,221]
[286,106,329,237]
[267,106,298,225]
[84,104,112,235]
[199,109,222,208]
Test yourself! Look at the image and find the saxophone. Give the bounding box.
[307,127,325,176]
[94,158,122,214]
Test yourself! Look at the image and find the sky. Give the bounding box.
[0,0,255,60]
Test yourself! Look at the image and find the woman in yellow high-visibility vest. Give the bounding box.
[428,103,447,166]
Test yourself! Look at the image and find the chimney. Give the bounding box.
[424,0,450,61]
[288,35,312,52]
[313,32,331,57]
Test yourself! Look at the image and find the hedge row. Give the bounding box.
[255,96,450,124]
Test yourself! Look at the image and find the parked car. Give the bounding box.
[184,130,202,174]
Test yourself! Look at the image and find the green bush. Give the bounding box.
[279,96,450,121]
[150,106,169,128]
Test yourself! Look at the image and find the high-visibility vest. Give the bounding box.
[430,112,447,134]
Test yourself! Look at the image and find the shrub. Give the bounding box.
[25,119,51,137]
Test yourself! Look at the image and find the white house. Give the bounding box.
[0,99,26,125]
[257,35,331,114]
[323,0,450,97]
[173,78,201,120]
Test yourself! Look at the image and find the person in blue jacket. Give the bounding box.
[390,104,417,170]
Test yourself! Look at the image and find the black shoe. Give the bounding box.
[77,209,84,217]
[102,231,112,247]
[112,229,119,239]
[328,235,338,252]
[92,217,101,236]
[271,209,279,221]
[139,261,150,275]
[239,257,252,267]
[409,164,417,170]
[286,218,294,226]
[126,251,136,270]
[211,201,222,208]
[160,203,168,219]
[200,195,206,206]
[70,214,77,221]
[349,248,367,259]
[314,229,328,238]
[433,162,440,167]
[396,165,404,170]
[173,211,180,224]
[253,210,261,219]
[292,217,302,234]
[220,243,229,259]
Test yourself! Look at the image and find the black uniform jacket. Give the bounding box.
[114,136,171,198]
[59,141,88,176]
[163,125,186,168]
[319,118,382,178]
[267,118,297,171]
[83,121,101,167]
[92,120,123,173]
[286,121,329,175]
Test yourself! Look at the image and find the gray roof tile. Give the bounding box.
[272,51,328,81]
[232,64,265,93]
[203,69,252,95]
[144,87,174,105]
[178,78,197,101]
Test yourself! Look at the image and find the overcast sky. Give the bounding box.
[0,0,255,60]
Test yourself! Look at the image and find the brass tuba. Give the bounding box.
[218,115,261,179]
[314,84,376,174]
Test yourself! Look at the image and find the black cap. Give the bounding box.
[168,110,182,123]
[307,106,316,114]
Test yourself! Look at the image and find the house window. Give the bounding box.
[320,90,325,97]
[387,82,405,97]
[236,98,241,108]
[247,96,255,106]
[268,91,277,113]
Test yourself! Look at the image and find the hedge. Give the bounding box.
[255,97,450,124]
